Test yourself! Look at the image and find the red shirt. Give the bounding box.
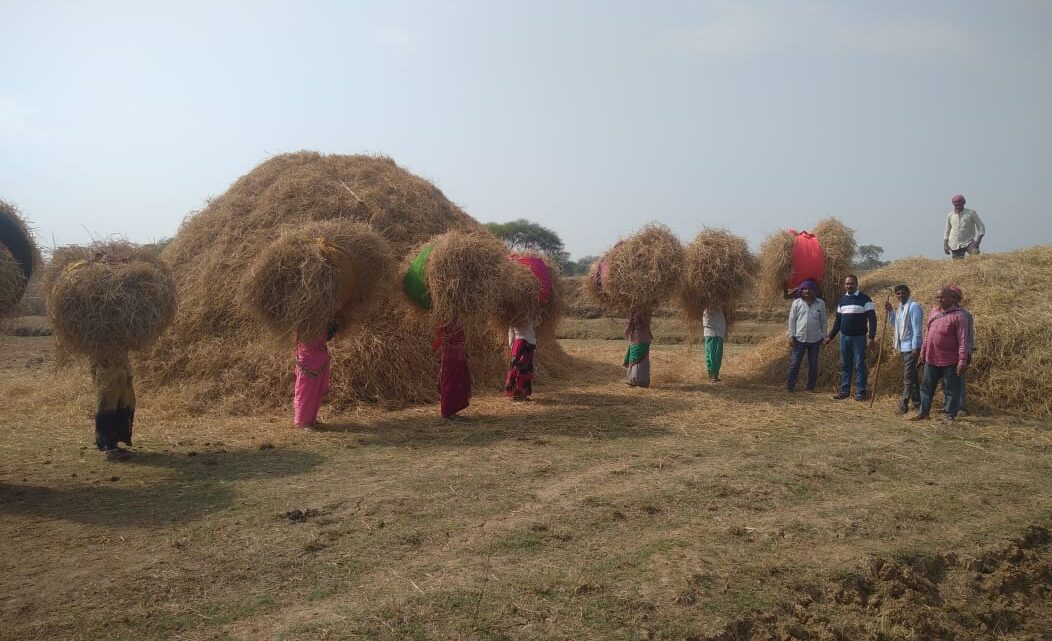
[920,306,969,367]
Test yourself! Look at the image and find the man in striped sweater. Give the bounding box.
[823,275,878,401]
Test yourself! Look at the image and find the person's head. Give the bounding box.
[952,194,966,213]
[946,285,963,304]
[935,286,956,310]
[801,282,817,301]
[893,284,910,304]
[844,274,859,294]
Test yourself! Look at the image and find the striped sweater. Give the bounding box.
[828,290,877,339]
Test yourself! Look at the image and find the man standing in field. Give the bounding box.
[884,284,924,414]
[910,286,969,422]
[944,194,985,259]
[824,275,877,401]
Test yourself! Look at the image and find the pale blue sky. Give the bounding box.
[2,0,1049,260]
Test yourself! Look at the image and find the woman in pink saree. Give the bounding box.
[293,325,336,430]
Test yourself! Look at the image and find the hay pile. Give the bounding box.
[740,247,1052,416]
[138,152,572,412]
[757,217,856,308]
[47,241,176,361]
[678,228,754,321]
[0,199,40,316]
[241,221,395,341]
[582,224,684,316]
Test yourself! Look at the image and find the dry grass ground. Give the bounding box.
[2,324,1051,641]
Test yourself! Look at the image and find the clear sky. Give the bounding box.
[2,0,1050,261]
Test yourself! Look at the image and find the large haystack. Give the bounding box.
[757,217,856,309]
[740,247,1052,416]
[678,228,754,321]
[0,199,41,316]
[139,152,572,412]
[582,224,684,316]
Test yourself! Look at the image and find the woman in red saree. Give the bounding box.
[436,323,471,418]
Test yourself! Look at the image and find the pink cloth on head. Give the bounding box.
[951,194,966,204]
[509,255,553,302]
[294,337,331,427]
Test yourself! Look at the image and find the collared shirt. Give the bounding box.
[960,306,974,355]
[920,305,969,367]
[703,307,726,338]
[887,298,924,353]
[787,297,827,343]
[945,208,985,250]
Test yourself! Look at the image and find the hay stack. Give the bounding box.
[756,217,856,308]
[678,228,754,321]
[241,221,395,341]
[740,247,1052,416]
[0,199,40,316]
[138,152,573,412]
[583,224,684,316]
[47,242,176,360]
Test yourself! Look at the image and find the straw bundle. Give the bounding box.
[585,224,684,315]
[241,221,395,341]
[678,228,754,321]
[496,258,543,326]
[741,247,1052,416]
[756,217,856,308]
[136,152,572,412]
[0,200,40,316]
[47,242,176,360]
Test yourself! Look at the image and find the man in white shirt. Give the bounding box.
[883,284,924,414]
[786,280,827,392]
[944,194,985,259]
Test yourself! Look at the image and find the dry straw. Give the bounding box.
[137,152,573,412]
[741,246,1052,416]
[47,241,176,361]
[678,228,754,321]
[584,224,684,316]
[241,220,395,341]
[756,217,856,309]
[0,199,40,316]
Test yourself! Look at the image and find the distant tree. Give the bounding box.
[559,254,599,276]
[853,244,889,272]
[485,219,565,256]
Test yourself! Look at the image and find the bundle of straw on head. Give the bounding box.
[0,200,40,316]
[403,229,508,327]
[47,242,176,360]
[756,230,796,309]
[495,257,543,326]
[678,228,754,321]
[241,220,395,341]
[590,224,685,315]
[812,217,857,305]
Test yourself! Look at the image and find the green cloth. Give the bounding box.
[403,244,434,310]
[624,342,651,367]
[705,336,724,378]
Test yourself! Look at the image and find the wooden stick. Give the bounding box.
[870,295,891,407]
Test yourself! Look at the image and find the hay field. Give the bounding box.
[2,328,1051,641]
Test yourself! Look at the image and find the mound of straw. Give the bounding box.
[678,228,754,321]
[740,246,1052,416]
[47,242,176,360]
[756,217,856,309]
[137,152,574,412]
[0,200,41,316]
[585,224,684,316]
[241,221,395,341]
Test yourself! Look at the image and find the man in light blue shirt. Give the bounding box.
[884,284,924,414]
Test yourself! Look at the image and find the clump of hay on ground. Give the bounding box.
[241,221,395,341]
[678,228,754,321]
[0,199,41,316]
[583,224,684,316]
[756,217,856,309]
[138,152,573,412]
[47,241,176,361]
[740,247,1052,416]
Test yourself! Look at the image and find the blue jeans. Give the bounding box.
[919,364,962,418]
[839,334,868,398]
[787,340,821,391]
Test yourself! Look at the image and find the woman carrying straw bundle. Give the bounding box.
[503,254,551,401]
[48,247,176,462]
[1,199,39,316]
[624,309,653,387]
[242,222,394,430]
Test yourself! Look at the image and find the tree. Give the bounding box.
[485,219,565,256]
[853,244,889,272]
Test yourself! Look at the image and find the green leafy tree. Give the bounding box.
[853,244,889,272]
[485,219,565,256]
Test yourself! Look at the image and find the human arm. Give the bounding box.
[944,214,952,254]
[786,300,798,345]
[973,211,985,248]
[825,308,841,344]
[955,317,970,375]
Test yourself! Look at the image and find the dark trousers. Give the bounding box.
[899,351,921,408]
[919,364,962,418]
[839,334,868,398]
[787,340,821,391]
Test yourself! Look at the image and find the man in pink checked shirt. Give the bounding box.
[909,286,970,423]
